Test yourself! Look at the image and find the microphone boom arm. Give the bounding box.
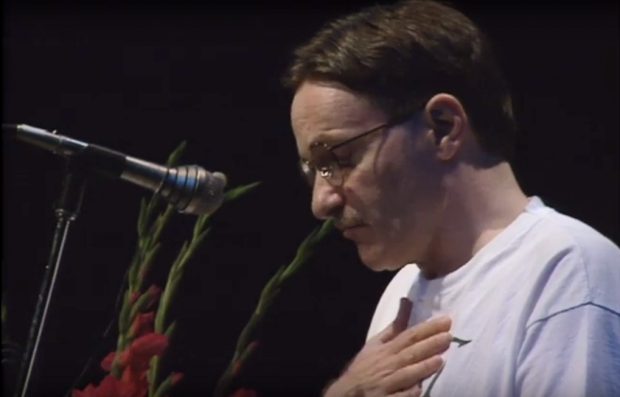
[3,123,227,215]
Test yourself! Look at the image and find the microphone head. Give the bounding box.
[159,166,227,216]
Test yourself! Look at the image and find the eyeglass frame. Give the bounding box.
[299,106,426,187]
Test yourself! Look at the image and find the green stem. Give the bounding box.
[213,220,334,397]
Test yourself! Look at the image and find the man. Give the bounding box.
[282,1,620,396]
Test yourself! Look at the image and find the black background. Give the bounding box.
[2,1,618,396]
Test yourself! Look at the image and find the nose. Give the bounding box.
[311,175,344,220]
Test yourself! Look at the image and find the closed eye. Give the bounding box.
[335,157,353,168]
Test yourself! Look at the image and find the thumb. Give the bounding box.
[375,297,413,344]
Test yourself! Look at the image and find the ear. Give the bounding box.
[424,93,467,161]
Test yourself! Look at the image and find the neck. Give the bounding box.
[419,160,528,279]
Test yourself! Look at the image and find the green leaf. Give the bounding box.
[147,358,159,397]
[281,220,334,282]
[145,195,161,220]
[165,140,187,167]
[279,256,304,283]
[129,289,156,321]
[118,290,133,334]
[164,321,177,339]
[231,340,259,377]
[137,198,149,237]
[171,241,189,273]
[152,372,173,397]
[193,213,211,236]
[191,227,211,250]
[138,243,161,286]
[223,181,261,203]
[258,266,285,302]
[151,206,175,245]
[313,218,335,243]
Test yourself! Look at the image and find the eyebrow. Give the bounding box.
[310,122,384,148]
[308,130,351,148]
[298,131,345,160]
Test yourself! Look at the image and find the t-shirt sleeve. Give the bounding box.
[516,303,620,397]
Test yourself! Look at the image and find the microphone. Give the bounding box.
[3,123,228,216]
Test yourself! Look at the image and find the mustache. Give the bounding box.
[334,214,366,230]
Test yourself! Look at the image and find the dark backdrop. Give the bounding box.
[2,1,618,396]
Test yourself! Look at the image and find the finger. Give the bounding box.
[395,331,452,367]
[375,297,413,344]
[389,315,451,352]
[389,384,422,397]
[384,355,444,393]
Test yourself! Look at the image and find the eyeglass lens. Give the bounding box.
[310,142,342,183]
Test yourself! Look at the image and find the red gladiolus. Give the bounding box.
[123,332,169,373]
[72,374,145,397]
[229,388,258,397]
[103,332,169,374]
[143,285,162,310]
[130,291,140,304]
[100,351,116,372]
[76,332,169,397]
[99,332,167,374]
[72,383,97,397]
[171,371,184,386]
[231,341,260,377]
[131,311,155,337]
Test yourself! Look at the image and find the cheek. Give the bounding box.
[343,142,415,220]
[375,163,414,226]
[342,167,383,217]
[374,141,443,233]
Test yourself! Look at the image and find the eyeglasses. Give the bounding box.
[300,111,419,187]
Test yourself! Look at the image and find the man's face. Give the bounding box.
[291,81,446,271]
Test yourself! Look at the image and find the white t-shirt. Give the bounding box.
[367,197,620,397]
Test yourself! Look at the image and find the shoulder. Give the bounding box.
[527,200,620,291]
[534,200,618,258]
[521,199,620,323]
[518,198,619,264]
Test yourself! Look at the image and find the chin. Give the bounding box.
[357,244,409,272]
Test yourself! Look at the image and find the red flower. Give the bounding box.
[131,311,155,337]
[101,332,169,374]
[231,341,260,377]
[129,285,161,309]
[229,388,258,397]
[74,288,172,397]
[123,332,169,373]
[143,285,162,310]
[86,332,169,397]
[72,374,145,397]
[100,351,116,372]
[170,371,184,386]
[130,291,140,304]
[72,383,97,397]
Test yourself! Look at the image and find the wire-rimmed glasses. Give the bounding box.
[300,108,422,187]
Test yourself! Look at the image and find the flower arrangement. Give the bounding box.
[69,142,334,397]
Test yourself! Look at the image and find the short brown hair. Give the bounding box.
[283,0,516,161]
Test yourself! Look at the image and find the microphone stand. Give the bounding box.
[14,156,88,397]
